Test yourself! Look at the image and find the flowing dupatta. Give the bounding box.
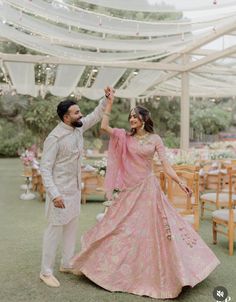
[104,128,127,200]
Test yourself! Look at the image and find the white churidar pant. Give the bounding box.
[40,216,78,276]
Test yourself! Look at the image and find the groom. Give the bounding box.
[40,87,113,287]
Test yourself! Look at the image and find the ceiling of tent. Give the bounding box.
[0,0,236,100]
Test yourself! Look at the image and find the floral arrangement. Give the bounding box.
[165,149,198,165]
[20,149,35,166]
[162,147,236,166]
[209,150,236,160]
[94,157,107,176]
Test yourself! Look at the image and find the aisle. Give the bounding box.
[0,159,234,302]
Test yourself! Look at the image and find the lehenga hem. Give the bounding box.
[75,258,219,299]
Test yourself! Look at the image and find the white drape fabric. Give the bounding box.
[79,0,236,12]
[4,0,236,37]
[0,4,194,51]
[0,0,236,98]
[81,67,125,100]
[5,62,37,96]
[49,65,85,97]
[0,23,161,62]
[143,71,236,97]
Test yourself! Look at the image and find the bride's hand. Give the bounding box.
[104,86,115,102]
[179,182,192,197]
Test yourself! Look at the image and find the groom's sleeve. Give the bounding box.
[40,136,60,200]
[81,97,107,132]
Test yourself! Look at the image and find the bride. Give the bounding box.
[71,87,220,299]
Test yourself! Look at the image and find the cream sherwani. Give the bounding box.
[40,97,107,275]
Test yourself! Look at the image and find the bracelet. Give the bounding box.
[178,181,185,186]
[103,112,111,117]
[105,93,110,98]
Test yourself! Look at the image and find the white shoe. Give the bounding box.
[40,274,60,287]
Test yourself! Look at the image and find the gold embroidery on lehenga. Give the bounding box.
[163,216,172,240]
[179,226,197,248]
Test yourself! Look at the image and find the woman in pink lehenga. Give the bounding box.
[72,88,220,299]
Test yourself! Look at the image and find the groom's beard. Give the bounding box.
[71,119,83,128]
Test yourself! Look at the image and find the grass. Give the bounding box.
[0,158,235,302]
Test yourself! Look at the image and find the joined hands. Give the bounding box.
[104,86,115,102]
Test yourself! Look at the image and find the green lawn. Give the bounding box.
[0,158,235,302]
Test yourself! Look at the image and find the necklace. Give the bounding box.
[134,133,150,145]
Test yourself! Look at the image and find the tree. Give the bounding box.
[23,95,59,147]
[143,97,180,136]
[190,100,232,138]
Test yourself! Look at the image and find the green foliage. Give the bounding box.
[0,91,234,157]
[0,41,39,56]
[23,95,59,146]
[0,95,29,119]
[191,103,231,135]
[0,118,34,157]
[142,97,180,136]
[71,0,182,22]
[163,131,180,148]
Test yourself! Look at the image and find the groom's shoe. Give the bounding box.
[40,274,60,287]
[59,266,74,274]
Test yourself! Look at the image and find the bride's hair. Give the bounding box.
[128,106,154,135]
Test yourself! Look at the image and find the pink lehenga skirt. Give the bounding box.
[72,175,220,299]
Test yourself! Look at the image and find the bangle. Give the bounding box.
[178,181,184,186]
[103,112,111,117]
[105,93,110,98]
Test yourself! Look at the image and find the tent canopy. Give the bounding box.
[1,0,236,149]
[0,0,235,100]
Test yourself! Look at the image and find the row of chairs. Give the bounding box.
[200,167,236,256]
[81,171,105,204]
[160,165,200,232]
[30,168,105,204]
[159,164,236,255]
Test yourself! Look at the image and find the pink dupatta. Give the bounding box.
[104,128,154,199]
[104,128,127,199]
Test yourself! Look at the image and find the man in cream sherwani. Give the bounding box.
[39,87,113,287]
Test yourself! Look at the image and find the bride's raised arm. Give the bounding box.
[101,86,115,136]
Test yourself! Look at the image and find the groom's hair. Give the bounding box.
[57,99,77,121]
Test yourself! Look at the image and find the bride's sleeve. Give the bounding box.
[105,128,126,199]
[110,128,126,149]
[155,135,167,163]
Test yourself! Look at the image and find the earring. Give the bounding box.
[141,122,145,130]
